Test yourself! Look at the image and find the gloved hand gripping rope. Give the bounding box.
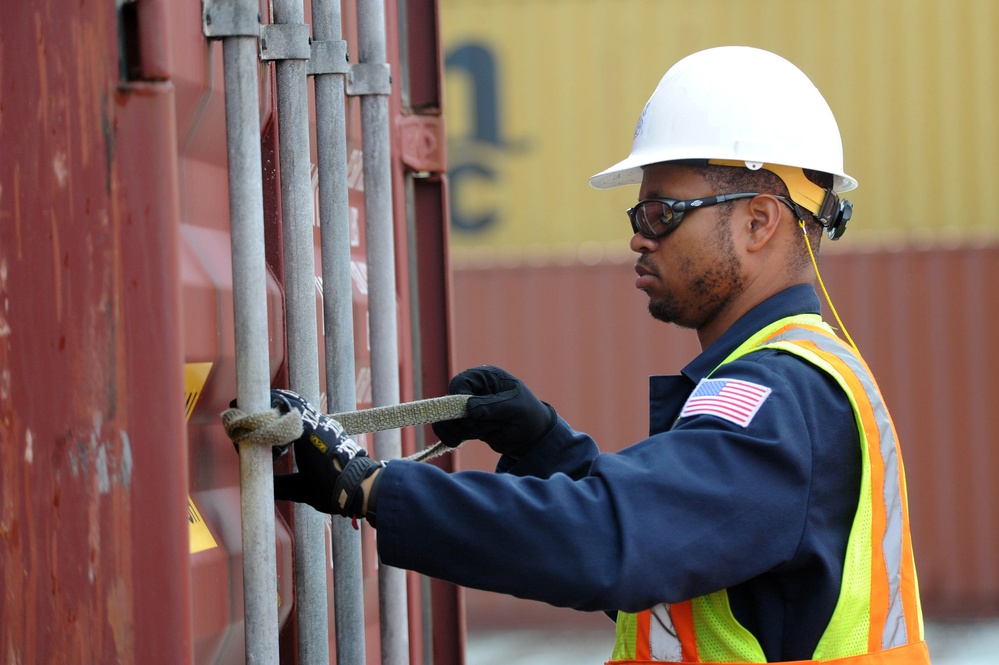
[222,366,555,524]
[221,390,473,522]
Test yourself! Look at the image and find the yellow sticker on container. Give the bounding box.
[188,496,218,554]
[184,362,214,421]
[185,362,218,553]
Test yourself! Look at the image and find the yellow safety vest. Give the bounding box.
[608,315,929,664]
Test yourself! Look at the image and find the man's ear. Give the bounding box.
[743,194,784,253]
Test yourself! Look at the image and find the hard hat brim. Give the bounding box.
[588,156,858,193]
[587,157,645,190]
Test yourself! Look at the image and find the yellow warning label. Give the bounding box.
[188,496,218,554]
[185,362,218,553]
[184,362,214,421]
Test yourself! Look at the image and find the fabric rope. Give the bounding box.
[221,394,471,463]
[221,405,304,448]
[333,394,471,462]
[332,394,470,436]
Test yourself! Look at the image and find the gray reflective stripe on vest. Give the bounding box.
[648,604,683,661]
[765,328,907,649]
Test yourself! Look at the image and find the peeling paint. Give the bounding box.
[24,429,32,464]
[63,417,133,493]
[87,493,99,585]
[0,256,8,339]
[68,443,79,476]
[95,444,110,494]
[52,151,69,189]
[119,430,132,490]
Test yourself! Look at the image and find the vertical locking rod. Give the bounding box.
[217,17,281,665]
[311,0,368,662]
[269,0,332,662]
[355,0,410,663]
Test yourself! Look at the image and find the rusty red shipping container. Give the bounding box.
[1,1,460,663]
[452,244,999,625]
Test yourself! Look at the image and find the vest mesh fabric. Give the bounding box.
[613,611,639,660]
[691,593,766,662]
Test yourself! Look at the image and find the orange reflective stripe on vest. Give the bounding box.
[608,316,926,664]
[762,323,922,654]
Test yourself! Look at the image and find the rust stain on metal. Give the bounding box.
[70,18,104,170]
[34,11,48,132]
[0,250,24,658]
[50,209,63,322]
[2,2,140,658]
[13,166,23,260]
[108,576,136,663]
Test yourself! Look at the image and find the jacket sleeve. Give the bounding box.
[494,416,600,480]
[374,353,856,613]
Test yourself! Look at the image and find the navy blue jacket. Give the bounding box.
[375,284,861,661]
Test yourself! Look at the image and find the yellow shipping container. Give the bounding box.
[441,0,999,262]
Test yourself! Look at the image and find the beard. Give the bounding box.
[647,293,688,327]
[646,221,744,328]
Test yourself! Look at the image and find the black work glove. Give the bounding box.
[271,389,383,518]
[431,365,556,458]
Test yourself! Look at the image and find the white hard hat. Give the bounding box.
[589,46,857,194]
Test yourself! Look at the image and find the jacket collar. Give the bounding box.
[680,284,822,383]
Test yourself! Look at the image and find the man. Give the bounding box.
[259,47,929,663]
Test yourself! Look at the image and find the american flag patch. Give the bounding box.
[679,378,772,428]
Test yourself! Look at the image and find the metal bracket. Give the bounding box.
[202,0,260,38]
[308,40,350,76]
[259,23,312,61]
[346,63,392,96]
[397,114,446,173]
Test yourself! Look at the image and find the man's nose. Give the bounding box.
[630,231,658,254]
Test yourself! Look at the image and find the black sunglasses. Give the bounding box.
[626,192,759,239]
[627,191,853,240]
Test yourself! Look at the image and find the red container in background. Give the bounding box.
[452,245,999,626]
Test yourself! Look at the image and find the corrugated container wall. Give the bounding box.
[1,1,460,663]
[439,0,999,625]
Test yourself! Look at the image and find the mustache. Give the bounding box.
[635,256,660,277]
